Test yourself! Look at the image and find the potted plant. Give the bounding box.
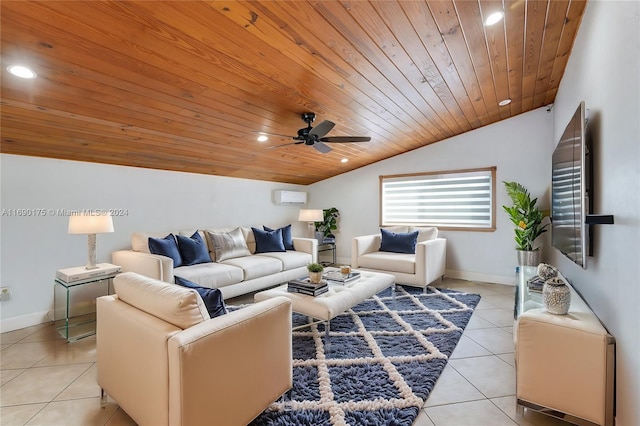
[502,181,549,266]
[314,207,340,242]
[307,262,324,283]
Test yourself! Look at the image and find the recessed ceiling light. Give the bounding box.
[341,158,348,163]
[499,98,512,106]
[7,65,37,79]
[485,11,504,26]
[257,135,268,142]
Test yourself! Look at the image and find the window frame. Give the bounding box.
[379,166,497,232]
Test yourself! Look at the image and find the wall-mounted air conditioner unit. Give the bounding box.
[274,190,307,205]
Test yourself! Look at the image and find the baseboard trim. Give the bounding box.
[0,310,51,333]
[445,269,515,286]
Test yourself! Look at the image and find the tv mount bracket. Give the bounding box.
[585,215,614,225]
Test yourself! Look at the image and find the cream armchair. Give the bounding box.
[97,272,292,426]
[351,226,446,288]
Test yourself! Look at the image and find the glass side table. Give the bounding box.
[54,271,119,342]
[514,265,544,319]
[317,242,336,266]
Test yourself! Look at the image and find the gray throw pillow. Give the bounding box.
[206,227,251,262]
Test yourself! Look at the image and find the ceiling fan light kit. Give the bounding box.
[267,112,371,154]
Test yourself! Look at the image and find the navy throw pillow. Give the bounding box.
[379,228,419,254]
[148,234,183,267]
[252,227,286,253]
[263,224,295,250]
[176,232,211,266]
[174,276,227,318]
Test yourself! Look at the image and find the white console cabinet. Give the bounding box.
[515,266,615,426]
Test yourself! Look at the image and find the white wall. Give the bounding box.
[310,107,553,284]
[548,2,640,425]
[0,155,307,331]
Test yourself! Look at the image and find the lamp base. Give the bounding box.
[86,233,98,270]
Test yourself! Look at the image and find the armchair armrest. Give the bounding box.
[112,250,174,283]
[415,238,446,285]
[293,237,318,262]
[351,234,381,267]
[167,297,293,426]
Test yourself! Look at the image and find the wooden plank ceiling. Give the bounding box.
[1,0,586,185]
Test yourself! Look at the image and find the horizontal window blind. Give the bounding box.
[381,168,495,229]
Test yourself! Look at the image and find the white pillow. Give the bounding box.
[409,226,438,242]
[206,227,251,262]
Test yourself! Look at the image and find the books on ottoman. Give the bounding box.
[323,270,361,284]
[287,277,328,296]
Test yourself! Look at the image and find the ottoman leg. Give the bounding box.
[324,320,331,354]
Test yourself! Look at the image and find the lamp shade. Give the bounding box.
[298,209,323,222]
[68,213,114,234]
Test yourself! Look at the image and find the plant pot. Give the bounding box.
[309,271,323,283]
[516,250,541,266]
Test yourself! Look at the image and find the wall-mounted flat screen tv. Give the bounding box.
[551,101,589,268]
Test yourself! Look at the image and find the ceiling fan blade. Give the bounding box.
[313,142,332,154]
[319,136,371,143]
[251,130,295,138]
[308,120,335,139]
[266,141,305,149]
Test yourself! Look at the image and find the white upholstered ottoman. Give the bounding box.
[254,270,395,336]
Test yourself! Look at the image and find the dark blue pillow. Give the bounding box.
[379,228,419,254]
[174,276,227,318]
[148,234,183,267]
[176,232,211,266]
[252,227,286,253]
[264,224,295,250]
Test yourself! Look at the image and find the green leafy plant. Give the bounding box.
[502,181,548,251]
[306,262,324,273]
[315,207,340,237]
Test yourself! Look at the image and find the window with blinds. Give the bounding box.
[380,167,496,230]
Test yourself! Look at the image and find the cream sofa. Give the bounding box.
[351,226,446,288]
[97,272,293,426]
[112,227,317,299]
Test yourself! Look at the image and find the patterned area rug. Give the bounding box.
[247,285,481,426]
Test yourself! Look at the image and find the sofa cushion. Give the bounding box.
[379,228,419,254]
[113,272,209,329]
[358,252,416,274]
[131,231,168,253]
[148,234,183,267]
[383,226,409,234]
[222,255,283,281]
[409,226,438,242]
[255,251,312,271]
[175,276,227,318]
[207,228,251,262]
[174,262,244,289]
[176,231,212,266]
[264,224,295,250]
[252,227,286,253]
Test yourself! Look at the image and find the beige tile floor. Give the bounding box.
[0,278,573,426]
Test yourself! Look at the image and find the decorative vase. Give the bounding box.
[537,263,558,280]
[517,250,541,266]
[543,277,571,315]
[309,271,323,283]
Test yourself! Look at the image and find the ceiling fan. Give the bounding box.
[262,112,371,153]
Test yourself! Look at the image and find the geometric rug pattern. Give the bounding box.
[249,285,481,426]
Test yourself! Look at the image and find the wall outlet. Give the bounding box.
[0,287,11,301]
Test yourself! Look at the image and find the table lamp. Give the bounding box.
[68,213,114,269]
[298,209,323,238]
